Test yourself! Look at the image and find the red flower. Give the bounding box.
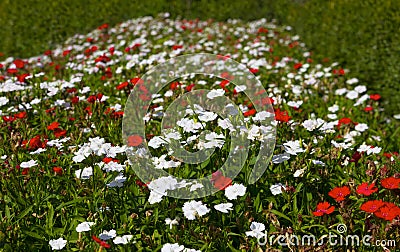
[116,81,129,90]
[13,59,25,69]
[28,135,45,150]
[127,135,143,147]
[14,111,27,119]
[312,202,335,216]
[17,73,30,82]
[53,128,67,138]
[211,171,232,190]
[328,186,350,202]
[360,200,384,213]
[185,83,195,92]
[98,23,109,30]
[71,96,79,104]
[381,177,400,189]
[364,106,373,112]
[338,117,352,126]
[130,77,144,85]
[92,235,111,248]
[7,68,18,74]
[294,63,302,70]
[62,50,71,57]
[349,151,362,163]
[2,116,16,122]
[172,45,183,50]
[47,122,59,131]
[274,108,291,122]
[53,167,63,175]
[250,68,259,74]
[356,182,378,196]
[136,179,147,188]
[243,109,256,117]
[102,157,113,163]
[369,94,381,101]
[22,168,29,175]
[374,204,400,221]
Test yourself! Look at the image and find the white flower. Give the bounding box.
[177,118,203,133]
[346,78,359,85]
[76,222,95,232]
[29,148,47,155]
[225,104,239,115]
[102,161,125,172]
[218,118,234,131]
[198,111,218,122]
[312,160,326,166]
[327,114,337,120]
[245,222,265,239]
[293,168,306,178]
[354,85,367,93]
[357,143,370,153]
[0,97,9,106]
[270,183,286,195]
[335,88,347,96]
[161,243,185,252]
[207,89,225,99]
[355,123,368,132]
[214,203,233,213]
[148,190,165,204]
[165,217,180,229]
[394,114,400,120]
[107,174,126,188]
[148,136,167,149]
[328,105,339,113]
[368,146,382,155]
[283,140,305,155]
[234,85,247,93]
[152,155,181,169]
[99,229,117,240]
[113,235,133,245]
[225,183,246,200]
[190,183,204,191]
[20,160,38,168]
[287,100,303,108]
[75,167,93,179]
[345,90,359,100]
[302,118,326,131]
[253,111,274,122]
[49,238,67,250]
[182,200,210,220]
[272,153,291,164]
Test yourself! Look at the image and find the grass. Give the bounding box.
[0,15,399,251]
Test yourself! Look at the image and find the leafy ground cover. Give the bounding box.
[0,14,399,251]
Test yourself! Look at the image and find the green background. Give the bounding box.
[0,0,399,114]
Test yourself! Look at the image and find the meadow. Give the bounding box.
[0,13,399,251]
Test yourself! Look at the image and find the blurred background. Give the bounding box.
[0,0,399,115]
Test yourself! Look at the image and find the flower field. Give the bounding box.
[0,14,399,251]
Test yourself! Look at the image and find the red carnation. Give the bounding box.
[381,177,400,189]
[356,182,378,196]
[47,122,59,131]
[369,94,381,101]
[312,202,335,216]
[127,135,143,147]
[328,186,350,202]
[360,200,384,213]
